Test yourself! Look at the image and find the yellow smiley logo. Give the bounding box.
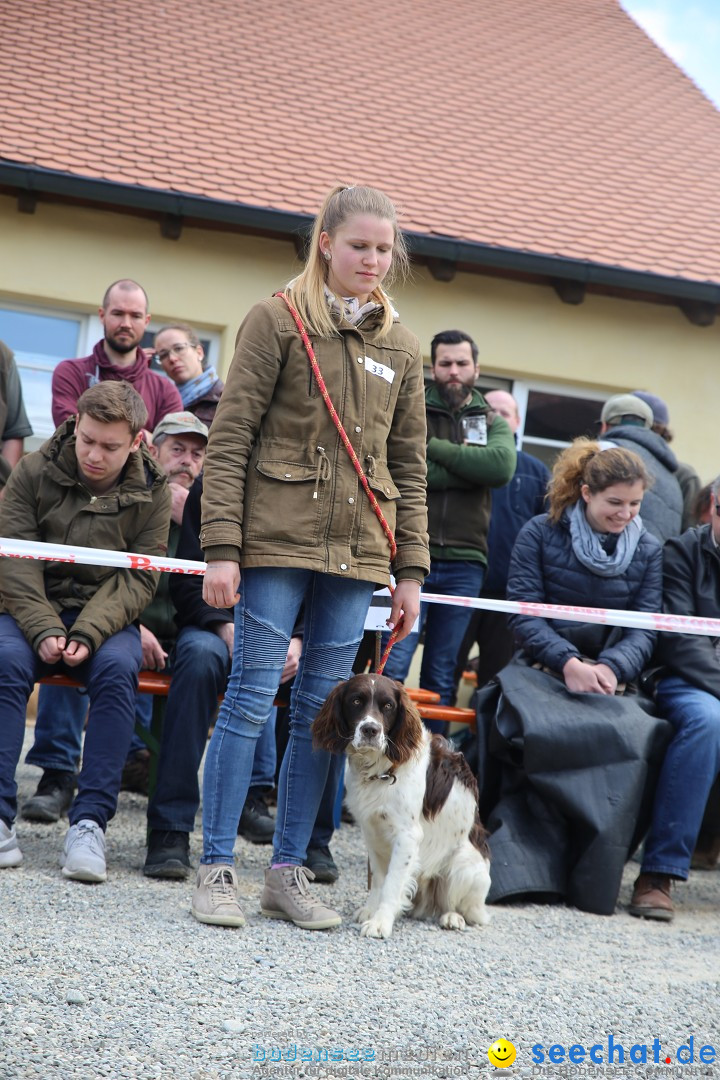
[488,1039,517,1068]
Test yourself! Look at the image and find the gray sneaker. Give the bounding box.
[61,820,107,882]
[260,865,342,930]
[0,820,22,868]
[191,864,246,927]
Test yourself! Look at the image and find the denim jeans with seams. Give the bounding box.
[642,675,720,879]
[201,567,375,865]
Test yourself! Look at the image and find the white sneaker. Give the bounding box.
[0,820,22,868]
[61,820,107,882]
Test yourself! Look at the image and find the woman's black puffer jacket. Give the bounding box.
[507,511,662,683]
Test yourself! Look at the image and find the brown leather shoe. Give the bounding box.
[628,873,674,922]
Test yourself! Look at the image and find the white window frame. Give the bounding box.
[510,378,607,454]
[0,300,93,448]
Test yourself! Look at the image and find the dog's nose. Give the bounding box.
[358,720,382,739]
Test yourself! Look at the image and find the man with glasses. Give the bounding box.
[51,279,182,436]
[152,324,224,428]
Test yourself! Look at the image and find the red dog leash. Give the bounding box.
[275,291,402,672]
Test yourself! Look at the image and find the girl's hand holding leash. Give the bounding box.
[203,560,241,609]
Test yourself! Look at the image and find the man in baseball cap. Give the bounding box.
[599,392,683,542]
[631,391,701,532]
[600,393,653,429]
[152,411,209,443]
[151,412,209,519]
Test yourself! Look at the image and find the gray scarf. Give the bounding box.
[568,500,644,577]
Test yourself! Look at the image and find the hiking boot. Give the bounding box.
[0,819,22,868]
[61,820,107,883]
[120,749,151,796]
[260,865,342,929]
[628,873,674,922]
[191,864,246,927]
[237,793,275,844]
[143,830,191,880]
[21,769,76,823]
[304,845,339,884]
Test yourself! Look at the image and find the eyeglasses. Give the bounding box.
[153,342,196,364]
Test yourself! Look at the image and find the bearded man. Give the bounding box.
[51,279,182,437]
[381,330,516,725]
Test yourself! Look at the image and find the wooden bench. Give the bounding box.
[35,674,474,801]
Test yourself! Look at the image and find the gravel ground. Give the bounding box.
[2,729,719,1080]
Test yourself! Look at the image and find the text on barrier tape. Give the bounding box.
[1,536,719,637]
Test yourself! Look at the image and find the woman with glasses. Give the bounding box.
[153,324,224,427]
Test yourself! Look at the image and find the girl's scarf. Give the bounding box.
[324,286,385,326]
[568,499,644,577]
[178,366,219,408]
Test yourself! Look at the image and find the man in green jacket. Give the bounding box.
[0,338,33,495]
[382,330,516,724]
[0,382,171,881]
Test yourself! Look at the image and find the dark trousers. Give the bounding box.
[0,613,141,829]
[147,626,230,834]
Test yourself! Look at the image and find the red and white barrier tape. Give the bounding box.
[2,536,719,637]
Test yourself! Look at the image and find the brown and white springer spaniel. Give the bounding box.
[313,674,491,939]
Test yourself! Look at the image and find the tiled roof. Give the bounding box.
[2,0,720,284]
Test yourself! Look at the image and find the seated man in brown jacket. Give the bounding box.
[0,382,171,882]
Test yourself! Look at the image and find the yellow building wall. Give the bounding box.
[1,195,718,477]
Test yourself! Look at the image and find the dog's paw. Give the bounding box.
[463,905,491,927]
[360,914,394,939]
[354,904,375,924]
[439,911,466,931]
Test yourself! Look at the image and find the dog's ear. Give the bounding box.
[312,681,350,754]
[385,681,424,765]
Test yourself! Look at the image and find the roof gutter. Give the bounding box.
[2,161,720,306]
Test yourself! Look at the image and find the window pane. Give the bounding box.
[524,390,600,442]
[0,308,82,439]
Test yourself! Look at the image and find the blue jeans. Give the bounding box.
[309,751,344,848]
[28,682,168,767]
[201,568,374,865]
[643,676,720,879]
[147,626,230,834]
[28,686,153,769]
[381,559,485,725]
[0,613,141,829]
[26,684,86,773]
[130,693,153,754]
[250,707,277,793]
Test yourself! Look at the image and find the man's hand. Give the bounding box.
[38,635,66,664]
[387,581,421,643]
[213,621,234,659]
[169,484,190,525]
[203,561,241,609]
[562,657,615,695]
[280,635,303,684]
[62,640,91,667]
[140,625,168,670]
